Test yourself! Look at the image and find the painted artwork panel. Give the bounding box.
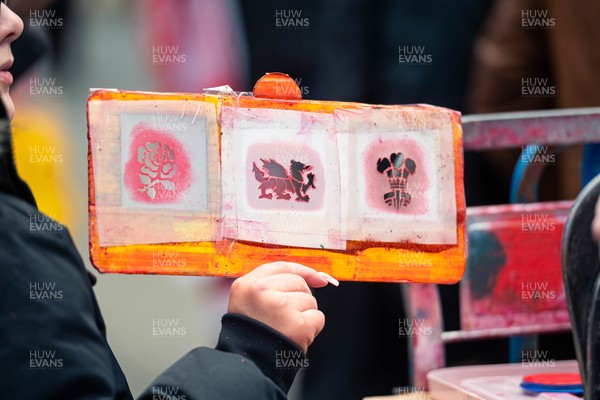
[364,136,432,215]
[246,143,325,211]
[221,107,344,249]
[90,98,220,247]
[88,88,466,283]
[337,108,457,244]
[120,112,209,211]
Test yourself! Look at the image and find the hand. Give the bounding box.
[227,261,329,353]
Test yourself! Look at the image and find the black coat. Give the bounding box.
[0,115,304,399]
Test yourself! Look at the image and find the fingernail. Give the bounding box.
[318,272,339,287]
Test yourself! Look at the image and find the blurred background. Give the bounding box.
[9,0,596,398]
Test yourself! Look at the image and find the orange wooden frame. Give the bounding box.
[88,74,466,283]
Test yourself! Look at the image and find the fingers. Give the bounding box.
[250,261,329,288]
[228,261,334,353]
[302,309,326,342]
[261,273,312,294]
[284,292,318,312]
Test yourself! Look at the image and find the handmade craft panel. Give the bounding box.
[120,112,209,211]
[88,75,466,283]
[221,107,343,249]
[88,94,220,247]
[336,107,456,244]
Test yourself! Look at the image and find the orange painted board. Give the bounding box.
[88,75,466,283]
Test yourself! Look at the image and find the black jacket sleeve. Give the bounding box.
[138,313,306,400]
[0,192,305,400]
[0,192,133,400]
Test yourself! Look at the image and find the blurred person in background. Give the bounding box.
[468,0,600,199]
[0,2,331,399]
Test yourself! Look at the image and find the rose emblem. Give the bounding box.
[124,124,192,204]
[137,142,177,199]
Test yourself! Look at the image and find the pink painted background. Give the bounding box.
[123,123,193,204]
[245,142,325,211]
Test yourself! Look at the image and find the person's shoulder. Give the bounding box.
[0,191,84,280]
[0,190,70,247]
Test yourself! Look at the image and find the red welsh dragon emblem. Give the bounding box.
[252,159,316,202]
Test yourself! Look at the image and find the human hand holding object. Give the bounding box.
[227,261,337,353]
